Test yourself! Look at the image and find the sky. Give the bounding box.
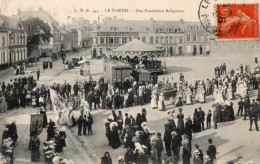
[0,0,259,24]
[0,0,203,23]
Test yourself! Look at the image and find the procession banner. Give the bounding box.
[30,114,44,135]
[49,89,71,124]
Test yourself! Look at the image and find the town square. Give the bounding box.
[0,0,260,164]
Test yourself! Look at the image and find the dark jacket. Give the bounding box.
[206,144,216,159]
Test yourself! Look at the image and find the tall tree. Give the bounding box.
[22,17,53,56]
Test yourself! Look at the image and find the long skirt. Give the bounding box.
[151,97,157,109]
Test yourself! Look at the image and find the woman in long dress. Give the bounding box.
[186,87,192,105]
[177,108,185,135]
[227,85,234,100]
[158,93,165,111]
[215,88,225,104]
[198,86,205,103]
[109,122,121,149]
[195,85,200,102]
[151,94,157,109]
[213,84,218,100]
[0,96,7,113]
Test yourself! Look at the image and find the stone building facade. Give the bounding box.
[91,17,211,58]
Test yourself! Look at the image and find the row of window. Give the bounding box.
[11,49,27,62]
[186,25,204,30]
[9,33,26,45]
[186,35,209,42]
[96,35,210,45]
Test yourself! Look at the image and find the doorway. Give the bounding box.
[200,45,203,55]
[193,46,197,56]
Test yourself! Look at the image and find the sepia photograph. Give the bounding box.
[0,0,259,163]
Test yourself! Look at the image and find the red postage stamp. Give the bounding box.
[216,4,259,39]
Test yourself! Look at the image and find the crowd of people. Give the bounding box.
[13,63,26,75]
[43,60,53,70]
[0,75,50,112]
[100,108,218,164]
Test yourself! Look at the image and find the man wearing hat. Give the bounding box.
[248,100,259,131]
[198,107,205,131]
[163,123,172,156]
[237,97,244,116]
[171,130,182,161]
[243,96,251,120]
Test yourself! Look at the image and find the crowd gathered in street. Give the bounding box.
[1,57,260,164]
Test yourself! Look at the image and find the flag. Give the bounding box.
[30,114,44,135]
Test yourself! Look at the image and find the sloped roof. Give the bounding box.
[112,39,160,52]
[100,19,153,32]
[99,18,184,32]
[0,15,24,30]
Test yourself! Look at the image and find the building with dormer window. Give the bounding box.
[91,17,210,58]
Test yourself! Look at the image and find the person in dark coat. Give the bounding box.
[207,110,212,129]
[47,119,55,141]
[30,134,40,162]
[40,106,48,128]
[87,113,94,135]
[110,122,121,149]
[249,100,259,131]
[193,109,201,132]
[163,124,172,156]
[182,139,192,164]
[198,107,205,130]
[171,131,182,161]
[125,113,131,127]
[56,128,66,153]
[136,113,143,130]
[177,108,185,135]
[238,97,244,115]
[124,146,135,164]
[206,139,217,164]
[83,115,88,135]
[243,97,251,120]
[101,152,112,164]
[77,115,83,136]
[9,121,18,143]
[184,117,193,141]
[37,68,40,81]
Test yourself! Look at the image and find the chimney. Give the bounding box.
[180,19,183,24]
[17,8,21,15]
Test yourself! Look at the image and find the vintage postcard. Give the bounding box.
[0,0,259,164]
